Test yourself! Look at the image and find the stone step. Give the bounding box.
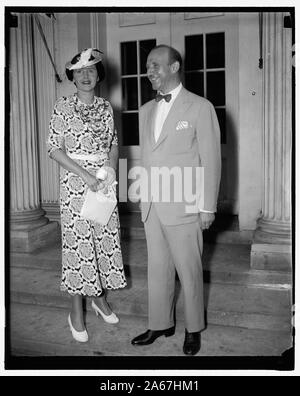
[120,213,254,244]
[10,240,292,287]
[10,259,292,332]
[10,302,292,358]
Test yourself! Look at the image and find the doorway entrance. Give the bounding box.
[106,12,239,214]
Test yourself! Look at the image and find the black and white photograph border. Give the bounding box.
[1,0,298,377]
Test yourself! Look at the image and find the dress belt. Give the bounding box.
[68,153,108,162]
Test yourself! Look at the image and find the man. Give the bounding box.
[131,45,221,355]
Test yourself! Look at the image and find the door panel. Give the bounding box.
[106,13,171,210]
[106,12,239,214]
[171,13,239,214]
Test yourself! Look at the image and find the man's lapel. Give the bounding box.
[152,87,191,151]
[146,101,157,149]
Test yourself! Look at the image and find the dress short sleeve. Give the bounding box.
[47,97,68,156]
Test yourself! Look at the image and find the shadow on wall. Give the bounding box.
[103,58,123,143]
[217,109,238,217]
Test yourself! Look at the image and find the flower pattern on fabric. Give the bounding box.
[65,251,81,269]
[81,264,96,281]
[48,94,126,297]
[112,250,123,269]
[70,197,84,213]
[94,222,104,234]
[74,219,90,236]
[65,230,77,248]
[79,242,94,260]
[65,134,77,150]
[69,175,84,192]
[66,271,82,290]
[82,284,95,296]
[102,235,115,254]
[60,185,69,202]
[55,99,74,118]
[61,210,73,226]
[98,256,110,275]
[69,118,85,134]
[107,214,119,231]
[51,114,67,134]
[107,271,125,289]
[81,136,94,151]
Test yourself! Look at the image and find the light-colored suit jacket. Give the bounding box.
[139,86,221,226]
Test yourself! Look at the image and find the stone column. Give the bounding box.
[10,13,59,252]
[33,14,60,222]
[251,12,292,270]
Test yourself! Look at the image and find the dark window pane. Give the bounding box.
[122,113,139,146]
[140,39,156,74]
[185,72,204,97]
[215,108,226,144]
[122,78,138,110]
[121,41,137,75]
[206,32,225,69]
[141,76,155,104]
[185,35,203,71]
[207,71,225,106]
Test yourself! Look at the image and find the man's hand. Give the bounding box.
[200,212,215,230]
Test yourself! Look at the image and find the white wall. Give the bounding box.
[55,13,78,99]
[38,13,78,220]
[238,13,263,230]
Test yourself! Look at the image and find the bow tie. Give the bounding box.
[155,93,172,103]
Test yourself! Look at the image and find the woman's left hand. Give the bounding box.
[96,166,116,194]
[101,166,116,186]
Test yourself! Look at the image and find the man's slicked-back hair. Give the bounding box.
[153,45,183,72]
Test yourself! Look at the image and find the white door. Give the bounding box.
[106,12,239,214]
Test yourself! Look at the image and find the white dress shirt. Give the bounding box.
[154,83,183,142]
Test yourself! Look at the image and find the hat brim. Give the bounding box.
[65,57,102,71]
[65,48,103,70]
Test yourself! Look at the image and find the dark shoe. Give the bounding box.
[131,327,175,346]
[183,329,201,355]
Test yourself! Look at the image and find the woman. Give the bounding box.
[48,48,127,342]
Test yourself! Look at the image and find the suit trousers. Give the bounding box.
[144,204,205,333]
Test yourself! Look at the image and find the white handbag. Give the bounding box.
[80,183,117,225]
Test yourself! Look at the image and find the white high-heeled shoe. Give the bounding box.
[68,314,89,342]
[91,300,119,324]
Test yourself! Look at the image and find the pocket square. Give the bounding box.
[176,121,190,130]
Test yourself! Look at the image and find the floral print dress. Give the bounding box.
[48,94,127,296]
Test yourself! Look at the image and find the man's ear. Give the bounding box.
[170,61,180,74]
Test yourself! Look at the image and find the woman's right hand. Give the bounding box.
[82,171,103,192]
